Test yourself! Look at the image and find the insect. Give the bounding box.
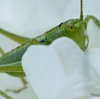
[0,0,100,98]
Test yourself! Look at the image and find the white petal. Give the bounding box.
[22,37,94,99]
[50,37,84,75]
[85,48,100,79]
[84,48,100,94]
[49,37,91,98]
[22,45,67,99]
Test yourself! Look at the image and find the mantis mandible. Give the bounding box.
[0,0,100,98]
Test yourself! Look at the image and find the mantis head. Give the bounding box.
[63,0,88,51]
[63,18,87,51]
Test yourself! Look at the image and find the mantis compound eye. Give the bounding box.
[69,24,73,29]
[68,24,75,31]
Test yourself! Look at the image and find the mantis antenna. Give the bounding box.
[80,0,83,20]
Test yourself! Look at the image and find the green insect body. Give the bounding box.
[36,19,86,49]
[0,18,87,76]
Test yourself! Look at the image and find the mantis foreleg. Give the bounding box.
[0,28,31,44]
[84,15,100,28]
[6,77,27,93]
[0,90,13,99]
[83,15,100,49]
[0,47,5,55]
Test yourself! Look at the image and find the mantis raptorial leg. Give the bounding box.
[84,15,100,28]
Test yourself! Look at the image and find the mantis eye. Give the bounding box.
[68,24,75,31]
[69,24,73,29]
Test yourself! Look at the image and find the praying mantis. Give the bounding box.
[0,0,100,98]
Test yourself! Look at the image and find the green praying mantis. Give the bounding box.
[0,0,100,98]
